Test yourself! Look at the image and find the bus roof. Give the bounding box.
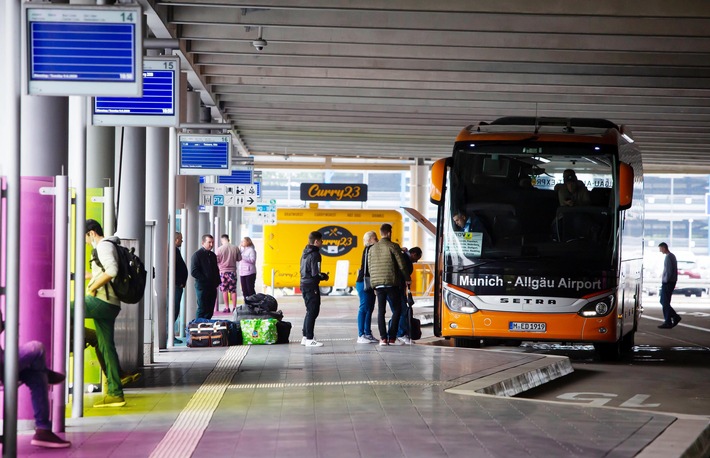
[455,116,631,145]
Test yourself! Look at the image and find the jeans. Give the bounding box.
[195,282,217,319]
[84,295,123,397]
[301,286,321,340]
[240,273,257,300]
[660,282,679,324]
[17,341,51,430]
[356,281,376,337]
[376,286,401,341]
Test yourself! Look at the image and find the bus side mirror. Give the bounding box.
[430,158,448,204]
[618,162,634,210]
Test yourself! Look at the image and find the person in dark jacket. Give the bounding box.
[393,246,422,344]
[191,234,221,319]
[368,223,412,346]
[173,232,189,343]
[300,231,329,347]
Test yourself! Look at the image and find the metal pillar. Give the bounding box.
[146,126,169,349]
[51,176,69,432]
[21,97,69,175]
[184,90,202,322]
[410,158,429,254]
[69,96,87,419]
[115,127,147,370]
[2,0,22,452]
[167,128,177,347]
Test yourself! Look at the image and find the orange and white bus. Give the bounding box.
[430,117,643,360]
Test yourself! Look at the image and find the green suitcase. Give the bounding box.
[240,318,278,345]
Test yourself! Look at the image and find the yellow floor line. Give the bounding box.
[149,346,249,458]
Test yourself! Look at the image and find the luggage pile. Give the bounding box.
[187,294,291,347]
[237,293,292,345]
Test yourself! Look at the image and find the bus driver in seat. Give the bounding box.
[453,211,486,233]
[556,169,590,207]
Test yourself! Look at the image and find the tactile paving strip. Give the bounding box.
[149,346,249,458]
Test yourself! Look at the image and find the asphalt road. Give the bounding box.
[514,295,710,417]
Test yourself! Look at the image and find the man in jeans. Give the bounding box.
[0,312,71,448]
[84,219,126,407]
[300,231,329,347]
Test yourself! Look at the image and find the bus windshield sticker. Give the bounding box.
[446,231,483,257]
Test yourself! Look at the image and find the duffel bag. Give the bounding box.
[276,320,292,344]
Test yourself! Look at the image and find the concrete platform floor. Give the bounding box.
[11,295,710,457]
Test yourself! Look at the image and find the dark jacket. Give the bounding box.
[190,247,221,288]
[300,244,324,289]
[175,247,188,287]
[368,238,411,288]
[356,245,372,282]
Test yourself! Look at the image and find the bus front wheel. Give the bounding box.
[594,332,634,361]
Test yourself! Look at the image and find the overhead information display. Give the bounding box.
[218,169,253,184]
[92,57,180,127]
[25,4,142,96]
[179,134,232,176]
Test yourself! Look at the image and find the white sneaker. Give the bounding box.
[397,336,412,345]
[356,336,371,344]
[304,339,324,347]
[300,336,308,345]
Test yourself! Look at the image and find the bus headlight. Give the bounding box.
[444,289,478,314]
[578,294,614,317]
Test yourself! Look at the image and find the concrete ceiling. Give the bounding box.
[140,0,710,172]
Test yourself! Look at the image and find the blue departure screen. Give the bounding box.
[29,22,136,83]
[180,138,231,172]
[218,170,252,184]
[95,70,174,115]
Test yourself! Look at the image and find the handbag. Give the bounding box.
[363,276,372,292]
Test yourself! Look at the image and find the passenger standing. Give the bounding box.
[658,242,682,329]
[368,223,411,346]
[84,219,126,407]
[190,234,221,320]
[356,231,379,343]
[216,234,241,313]
[300,231,329,347]
[239,236,258,301]
[173,232,188,344]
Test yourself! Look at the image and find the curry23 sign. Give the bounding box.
[300,183,368,202]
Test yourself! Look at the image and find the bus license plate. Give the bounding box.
[509,322,546,332]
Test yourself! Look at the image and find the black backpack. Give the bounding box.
[92,239,147,304]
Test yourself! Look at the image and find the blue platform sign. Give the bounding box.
[25,5,143,96]
[92,57,180,127]
[179,134,233,176]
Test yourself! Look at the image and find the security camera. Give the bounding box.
[252,38,267,51]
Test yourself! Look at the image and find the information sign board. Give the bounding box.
[25,4,143,96]
[92,57,179,127]
[179,134,232,176]
[218,169,253,184]
[200,184,257,207]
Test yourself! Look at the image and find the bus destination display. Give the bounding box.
[25,5,142,96]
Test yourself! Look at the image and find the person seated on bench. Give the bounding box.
[555,169,590,207]
[0,310,71,448]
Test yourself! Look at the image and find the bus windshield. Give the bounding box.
[444,142,617,270]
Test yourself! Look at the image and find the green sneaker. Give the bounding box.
[93,395,126,408]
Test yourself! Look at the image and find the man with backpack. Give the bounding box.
[84,219,126,408]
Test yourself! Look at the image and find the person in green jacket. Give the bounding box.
[367,223,412,346]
